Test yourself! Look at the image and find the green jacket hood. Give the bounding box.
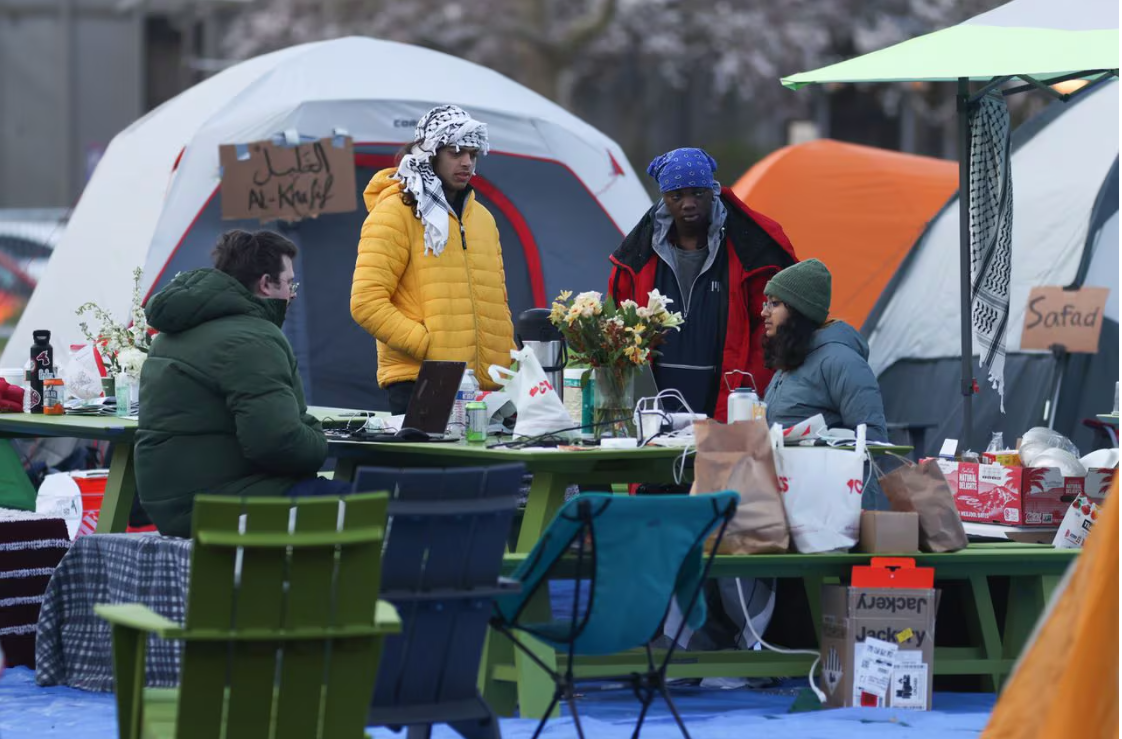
[145,268,288,334]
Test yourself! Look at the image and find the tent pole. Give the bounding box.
[957,77,975,452]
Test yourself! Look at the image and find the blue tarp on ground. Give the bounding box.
[0,666,995,738]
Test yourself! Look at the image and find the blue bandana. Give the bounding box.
[647,147,719,193]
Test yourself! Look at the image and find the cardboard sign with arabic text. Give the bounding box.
[219,136,357,222]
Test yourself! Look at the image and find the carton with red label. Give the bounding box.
[930,460,1115,527]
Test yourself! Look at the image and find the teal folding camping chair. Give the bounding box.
[490,492,739,739]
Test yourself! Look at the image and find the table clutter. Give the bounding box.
[924,426,1116,549]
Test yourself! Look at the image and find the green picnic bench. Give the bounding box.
[483,543,1077,719]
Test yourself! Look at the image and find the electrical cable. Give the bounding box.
[735,578,827,703]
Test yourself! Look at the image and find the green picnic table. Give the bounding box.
[324,429,922,720]
[0,413,137,533]
[48,405,1064,721]
[492,543,1077,719]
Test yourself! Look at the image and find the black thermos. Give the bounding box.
[29,330,53,414]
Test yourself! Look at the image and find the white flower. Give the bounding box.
[117,347,147,377]
[662,310,685,329]
[620,299,638,311]
[573,291,603,318]
[646,289,674,317]
[74,266,150,374]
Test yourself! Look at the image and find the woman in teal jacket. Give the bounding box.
[761,258,888,442]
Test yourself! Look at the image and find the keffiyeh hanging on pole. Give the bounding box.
[393,105,490,257]
[968,96,1013,412]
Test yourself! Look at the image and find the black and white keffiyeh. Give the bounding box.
[968,96,1013,412]
[393,105,489,257]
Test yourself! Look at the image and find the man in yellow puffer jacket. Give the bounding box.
[351,105,514,413]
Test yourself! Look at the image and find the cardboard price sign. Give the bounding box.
[1021,286,1109,353]
[219,136,357,222]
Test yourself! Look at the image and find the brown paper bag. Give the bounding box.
[690,419,789,554]
[878,458,967,553]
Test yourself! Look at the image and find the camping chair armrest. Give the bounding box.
[95,603,182,739]
[95,603,186,639]
[497,576,522,594]
[97,602,403,641]
[375,601,402,635]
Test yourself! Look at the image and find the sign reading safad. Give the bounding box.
[932,460,1114,527]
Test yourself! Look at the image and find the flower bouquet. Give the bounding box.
[76,267,151,404]
[549,289,682,438]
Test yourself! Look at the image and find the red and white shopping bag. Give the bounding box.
[771,423,868,553]
[489,347,574,440]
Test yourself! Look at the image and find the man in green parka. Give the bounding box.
[136,230,342,537]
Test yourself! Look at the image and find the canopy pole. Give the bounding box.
[957,77,975,452]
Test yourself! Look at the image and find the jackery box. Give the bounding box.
[819,558,938,710]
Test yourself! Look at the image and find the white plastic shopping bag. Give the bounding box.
[35,472,83,539]
[772,423,867,553]
[488,347,575,440]
[60,344,103,401]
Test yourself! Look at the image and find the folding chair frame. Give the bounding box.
[491,496,736,739]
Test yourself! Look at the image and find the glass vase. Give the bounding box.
[101,376,115,399]
[114,373,135,418]
[592,366,637,440]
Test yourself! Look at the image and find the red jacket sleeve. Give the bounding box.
[609,263,635,305]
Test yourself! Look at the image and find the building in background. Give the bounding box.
[0,0,247,208]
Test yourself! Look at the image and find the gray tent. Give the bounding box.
[864,80,1119,455]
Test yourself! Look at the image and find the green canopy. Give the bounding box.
[779,0,1118,449]
[782,27,1116,89]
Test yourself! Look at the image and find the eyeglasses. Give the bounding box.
[271,276,299,297]
[761,299,784,313]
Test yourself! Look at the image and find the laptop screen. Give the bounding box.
[402,361,466,434]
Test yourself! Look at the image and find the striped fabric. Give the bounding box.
[0,509,71,669]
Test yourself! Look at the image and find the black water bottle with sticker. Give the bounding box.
[28,330,53,414]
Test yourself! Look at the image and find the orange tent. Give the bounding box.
[731,139,956,327]
[982,477,1118,738]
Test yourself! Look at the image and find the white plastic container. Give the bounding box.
[0,368,24,387]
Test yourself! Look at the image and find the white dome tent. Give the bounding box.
[864,79,1119,454]
[5,36,650,409]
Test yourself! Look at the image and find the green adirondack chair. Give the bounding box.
[94,492,401,739]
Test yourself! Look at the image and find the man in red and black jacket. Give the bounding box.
[609,147,797,421]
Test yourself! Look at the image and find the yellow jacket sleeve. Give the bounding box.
[495,223,517,353]
[351,204,430,361]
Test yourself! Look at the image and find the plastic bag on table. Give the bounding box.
[60,344,104,401]
[488,347,574,440]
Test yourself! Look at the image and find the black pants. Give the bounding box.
[385,381,416,415]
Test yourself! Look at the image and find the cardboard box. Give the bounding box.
[930,460,1115,527]
[819,583,937,710]
[858,511,919,554]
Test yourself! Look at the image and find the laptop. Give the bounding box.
[401,360,466,439]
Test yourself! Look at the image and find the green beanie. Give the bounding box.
[765,259,832,324]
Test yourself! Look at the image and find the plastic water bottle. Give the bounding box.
[450,369,480,438]
[22,359,32,413]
